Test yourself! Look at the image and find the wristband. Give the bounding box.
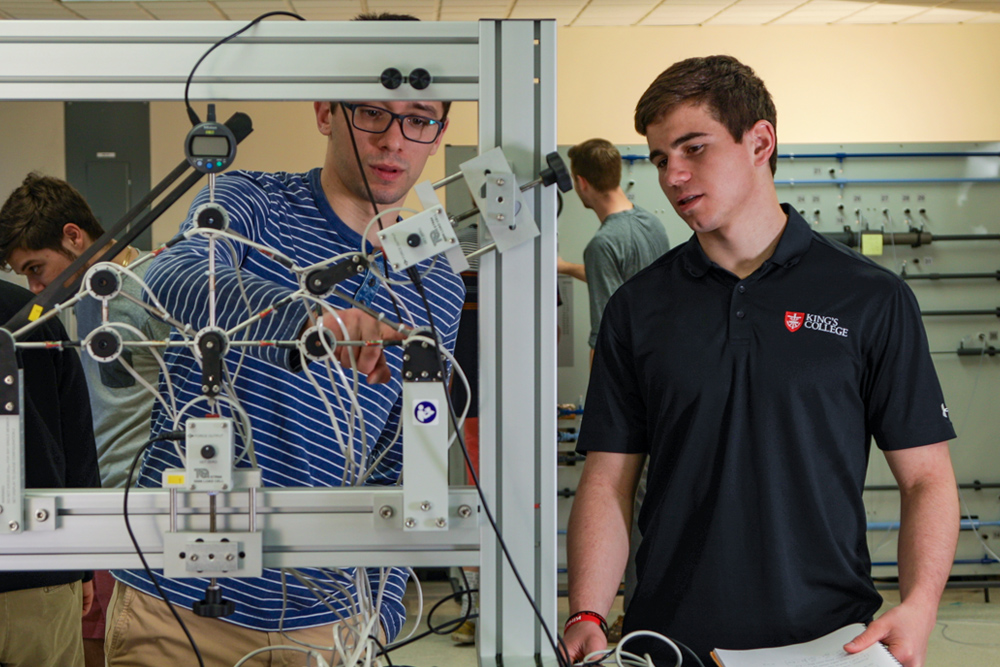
[564,610,608,637]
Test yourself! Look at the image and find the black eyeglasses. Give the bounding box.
[340,102,444,144]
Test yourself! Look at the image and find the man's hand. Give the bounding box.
[561,619,607,665]
[313,308,407,384]
[844,602,937,667]
[81,579,95,616]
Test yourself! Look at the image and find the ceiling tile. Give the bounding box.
[0,1,80,19]
[214,1,293,21]
[707,4,802,24]
[902,6,991,20]
[835,3,929,21]
[59,1,152,20]
[641,2,732,25]
[968,10,1000,19]
[573,3,655,25]
[137,1,223,20]
[287,0,361,20]
[771,0,873,24]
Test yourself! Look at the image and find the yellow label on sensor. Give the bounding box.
[28,304,44,321]
[861,233,883,256]
[167,474,185,485]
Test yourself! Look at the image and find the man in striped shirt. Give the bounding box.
[107,91,466,665]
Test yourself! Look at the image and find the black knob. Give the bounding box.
[380,67,403,90]
[196,205,227,230]
[539,152,573,193]
[406,233,422,248]
[89,331,120,361]
[88,269,119,297]
[408,68,432,90]
[192,586,235,618]
[201,445,217,459]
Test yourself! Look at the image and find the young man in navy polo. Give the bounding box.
[564,55,958,667]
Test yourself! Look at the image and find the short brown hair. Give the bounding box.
[567,139,622,193]
[634,55,778,175]
[0,173,104,269]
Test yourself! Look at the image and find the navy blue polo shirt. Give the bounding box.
[577,206,955,662]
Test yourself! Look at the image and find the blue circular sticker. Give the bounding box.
[414,400,438,425]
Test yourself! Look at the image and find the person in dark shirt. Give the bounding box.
[0,279,100,667]
[564,55,958,667]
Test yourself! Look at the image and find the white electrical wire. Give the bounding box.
[615,630,684,667]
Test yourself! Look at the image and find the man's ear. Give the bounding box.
[315,101,333,137]
[748,119,776,169]
[61,223,89,252]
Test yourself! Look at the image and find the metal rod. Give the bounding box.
[432,172,464,189]
[466,243,497,262]
[903,272,1000,281]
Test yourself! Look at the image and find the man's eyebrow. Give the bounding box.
[408,102,442,117]
[649,148,665,162]
[672,131,708,149]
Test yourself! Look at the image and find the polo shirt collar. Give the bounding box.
[682,203,811,277]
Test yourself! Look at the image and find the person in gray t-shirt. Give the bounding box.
[558,139,670,356]
[557,139,670,639]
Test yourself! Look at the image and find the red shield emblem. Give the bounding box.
[785,311,804,332]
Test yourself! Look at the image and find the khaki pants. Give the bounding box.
[0,581,85,667]
[106,582,377,667]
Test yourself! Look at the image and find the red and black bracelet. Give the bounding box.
[564,610,609,637]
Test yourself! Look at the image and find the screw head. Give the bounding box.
[458,504,472,518]
[379,505,394,519]
[495,178,505,186]
[34,509,48,522]
[3,375,12,385]
[404,518,416,528]
[435,517,447,528]
[190,554,199,562]
[4,402,12,411]
[496,214,505,222]
[420,501,432,511]
[226,553,235,561]
[8,521,19,532]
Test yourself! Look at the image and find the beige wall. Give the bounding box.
[2,23,999,245]
[558,24,1000,145]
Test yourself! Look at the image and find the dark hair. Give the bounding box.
[348,12,451,120]
[634,55,778,175]
[353,12,420,21]
[567,139,622,193]
[0,172,103,268]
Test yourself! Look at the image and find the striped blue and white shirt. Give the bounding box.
[115,168,465,638]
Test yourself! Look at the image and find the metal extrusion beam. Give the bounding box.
[0,487,481,571]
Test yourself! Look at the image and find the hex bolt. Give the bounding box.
[435,517,447,528]
[35,509,49,522]
[379,505,394,519]
[8,521,19,532]
[3,375,12,385]
[420,501,432,511]
[404,518,416,528]
[457,505,472,518]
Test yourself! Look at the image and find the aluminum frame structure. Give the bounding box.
[0,19,557,667]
